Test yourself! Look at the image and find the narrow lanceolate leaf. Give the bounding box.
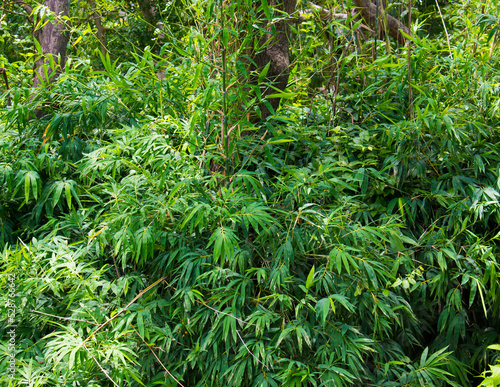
[316,298,330,325]
[24,172,31,202]
[208,226,239,264]
[258,61,271,82]
[52,181,64,208]
[330,294,355,313]
[266,92,297,99]
[22,170,40,202]
[306,265,315,290]
[65,181,72,209]
[137,311,145,339]
[260,0,270,19]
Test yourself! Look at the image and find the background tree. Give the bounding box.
[87,0,107,57]
[248,0,411,121]
[251,0,297,119]
[20,0,71,88]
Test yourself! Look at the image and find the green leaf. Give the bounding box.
[316,298,330,325]
[260,0,270,19]
[330,294,354,313]
[208,226,238,264]
[52,181,64,208]
[258,61,271,82]
[420,347,429,367]
[64,181,72,209]
[137,311,145,339]
[24,172,31,203]
[306,265,315,290]
[266,92,297,99]
[23,171,40,203]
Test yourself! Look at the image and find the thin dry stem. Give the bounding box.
[162,278,257,327]
[434,0,453,60]
[84,345,119,387]
[236,329,269,369]
[31,310,100,326]
[131,324,185,387]
[82,276,166,345]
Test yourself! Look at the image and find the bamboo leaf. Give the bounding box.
[306,265,315,290]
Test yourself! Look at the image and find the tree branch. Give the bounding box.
[295,3,374,33]
[352,0,411,44]
[12,0,33,17]
[0,68,11,106]
[296,1,411,45]
[87,0,107,57]
[297,4,348,22]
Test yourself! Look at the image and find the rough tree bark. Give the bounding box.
[32,0,70,88]
[252,0,297,120]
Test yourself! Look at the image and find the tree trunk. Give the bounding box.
[33,0,70,88]
[88,0,107,57]
[0,68,11,106]
[137,0,158,27]
[352,0,410,45]
[252,0,297,120]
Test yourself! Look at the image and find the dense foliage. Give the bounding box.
[1,0,500,385]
